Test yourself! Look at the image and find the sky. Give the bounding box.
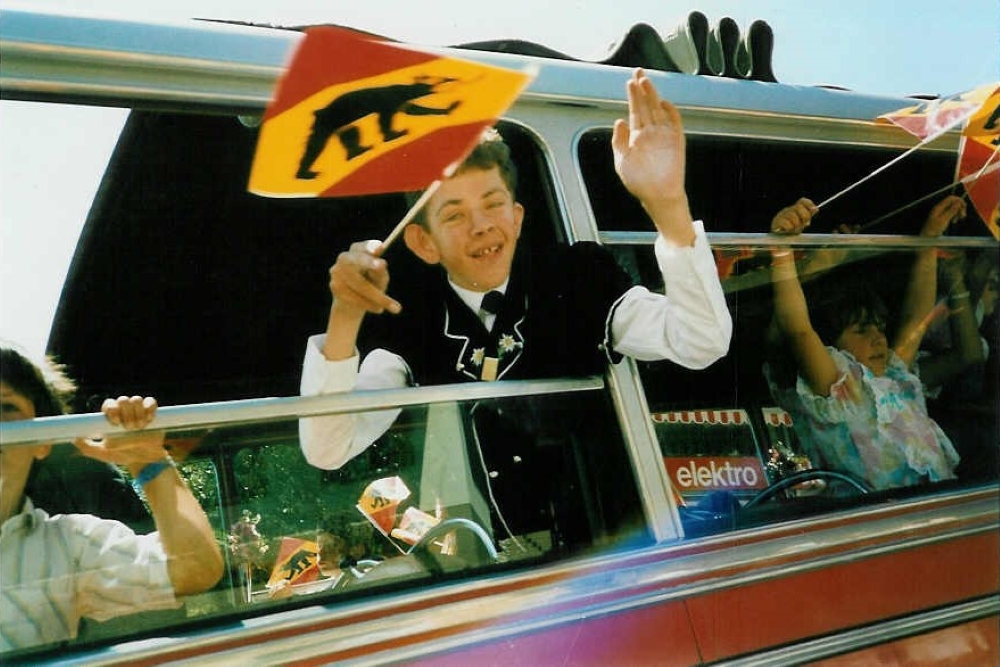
[1,0,998,360]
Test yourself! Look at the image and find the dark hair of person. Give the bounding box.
[2,344,150,523]
[810,282,889,347]
[404,127,518,227]
[0,345,75,418]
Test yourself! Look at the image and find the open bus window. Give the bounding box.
[579,130,977,236]
[43,113,561,409]
[1,383,646,660]
[647,241,998,532]
[579,127,999,534]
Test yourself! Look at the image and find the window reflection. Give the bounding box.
[632,241,999,529]
[1,385,646,659]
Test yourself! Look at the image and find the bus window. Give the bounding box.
[579,127,999,536]
[2,379,647,660]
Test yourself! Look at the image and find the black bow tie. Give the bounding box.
[480,290,505,315]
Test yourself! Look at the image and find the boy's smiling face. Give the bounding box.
[404,166,523,292]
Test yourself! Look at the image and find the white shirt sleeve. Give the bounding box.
[298,334,408,470]
[610,221,732,368]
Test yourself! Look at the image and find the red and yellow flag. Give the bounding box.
[267,536,320,587]
[249,27,534,198]
[876,83,998,141]
[877,83,1000,238]
[956,86,999,238]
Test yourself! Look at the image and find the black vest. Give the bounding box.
[359,242,633,539]
[360,241,632,385]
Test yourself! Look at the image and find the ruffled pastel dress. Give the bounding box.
[766,347,959,490]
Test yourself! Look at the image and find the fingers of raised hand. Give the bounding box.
[658,99,683,133]
[771,199,816,234]
[926,196,968,234]
[943,196,967,223]
[102,395,157,430]
[611,118,630,158]
[329,246,399,314]
[626,70,675,131]
[626,71,644,130]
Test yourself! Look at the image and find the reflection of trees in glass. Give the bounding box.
[180,459,221,514]
[223,416,426,566]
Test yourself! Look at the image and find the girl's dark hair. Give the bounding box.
[0,345,76,417]
[404,127,518,227]
[809,278,889,346]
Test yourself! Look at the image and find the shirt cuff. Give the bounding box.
[300,333,359,395]
[655,220,714,285]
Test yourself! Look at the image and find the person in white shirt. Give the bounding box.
[1,346,223,652]
[298,69,732,533]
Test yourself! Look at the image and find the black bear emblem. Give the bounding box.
[283,548,316,577]
[296,76,461,180]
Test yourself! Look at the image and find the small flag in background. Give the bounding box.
[356,476,410,536]
[876,83,997,141]
[249,26,535,198]
[877,83,999,238]
[956,86,1000,238]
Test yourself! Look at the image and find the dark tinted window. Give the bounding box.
[579,130,971,235]
[48,116,559,407]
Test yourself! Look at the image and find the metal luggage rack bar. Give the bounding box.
[601,231,1000,250]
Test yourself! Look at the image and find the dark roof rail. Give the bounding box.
[452,11,778,82]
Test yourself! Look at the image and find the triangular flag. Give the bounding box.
[956,87,1000,238]
[876,83,998,141]
[249,27,534,198]
[875,83,999,236]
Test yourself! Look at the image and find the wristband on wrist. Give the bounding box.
[949,291,971,301]
[131,457,175,493]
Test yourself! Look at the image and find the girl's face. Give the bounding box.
[836,321,889,376]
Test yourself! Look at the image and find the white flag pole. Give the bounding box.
[816,103,982,211]
[380,179,443,250]
[380,161,460,250]
[859,156,1000,231]
[816,135,939,210]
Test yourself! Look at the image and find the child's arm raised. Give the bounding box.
[894,196,967,366]
[76,396,224,596]
[770,198,841,396]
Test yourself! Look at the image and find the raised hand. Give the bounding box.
[921,195,967,238]
[611,68,687,206]
[771,198,818,235]
[329,240,400,318]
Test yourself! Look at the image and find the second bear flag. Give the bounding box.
[248,26,535,199]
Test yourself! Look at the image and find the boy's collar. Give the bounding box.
[449,277,510,314]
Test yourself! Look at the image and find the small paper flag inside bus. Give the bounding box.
[267,536,320,587]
